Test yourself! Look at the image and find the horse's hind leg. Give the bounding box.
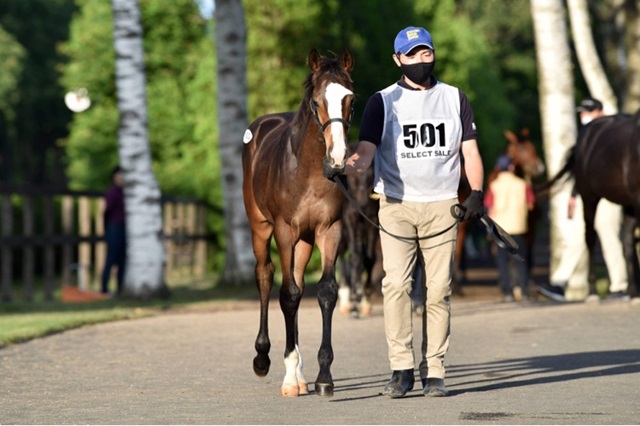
[623,213,639,298]
[582,198,599,300]
[251,225,275,377]
[314,222,342,397]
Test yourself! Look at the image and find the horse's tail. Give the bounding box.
[534,146,576,197]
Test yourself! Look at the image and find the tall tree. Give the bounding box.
[0,0,76,185]
[567,0,618,112]
[111,0,168,298]
[215,0,255,285]
[0,25,25,181]
[530,0,588,300]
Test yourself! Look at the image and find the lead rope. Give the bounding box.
[334,176,461,242]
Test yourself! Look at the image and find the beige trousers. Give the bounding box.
[594,199,628,293]
[378,196,458,380]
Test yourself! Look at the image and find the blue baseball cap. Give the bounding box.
[496,155,512,171]
[394,26,434,55]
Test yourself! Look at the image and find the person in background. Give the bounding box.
[484,155,535,302]
[538,97,629,301]
[334,25,485,398]
[101,165,126,296]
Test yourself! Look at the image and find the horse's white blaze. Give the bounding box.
[325,82,353,166]
[283,350,300,387]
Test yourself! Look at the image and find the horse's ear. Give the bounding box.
[340,49,354,74]
[308,48,322,73]
[504,130,517,144]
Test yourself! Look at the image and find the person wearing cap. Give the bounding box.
[101,165,127,296]
[575,97,604,125]
[484,155,535,303]
[338,26,485,398]
[539,97,629,302]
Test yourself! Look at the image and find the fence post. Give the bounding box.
[43,196,56,301]
[195,204,207,278]
[1,195,13,302]
[186,203,196,276]
[61,196,74,288]
[163,202,174,280]
[78,197,92,290]
[95,198,106,289]
[22,195,35,301]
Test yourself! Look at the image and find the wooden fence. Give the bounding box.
[0,184,211,302]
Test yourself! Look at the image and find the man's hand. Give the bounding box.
[322,158,345,181]
[461,190,485,221]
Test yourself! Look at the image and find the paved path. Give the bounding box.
[1,295,639,425]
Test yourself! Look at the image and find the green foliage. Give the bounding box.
[415,0,516,170]
[459,0,541,154]
[245,0,320,118]
[0,0,77,184]
[0,26,25,123]
[60,0,223,261]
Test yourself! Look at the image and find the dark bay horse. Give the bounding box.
[542,112,640,299]
[337,166,383,317]
[242,49,355,397]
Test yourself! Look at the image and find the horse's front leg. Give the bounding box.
[291,238,314,395]
[314,220,342,397]
[275,224,307,397]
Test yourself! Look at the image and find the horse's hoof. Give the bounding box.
[281,384,300,397]
[253,354,271,377]
[299,381,309,395]
[314,382,334,397]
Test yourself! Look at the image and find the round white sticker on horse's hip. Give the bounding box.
[243,129,253,144]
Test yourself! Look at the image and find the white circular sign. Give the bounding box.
[64,88,91,112]
[243,129,253,144]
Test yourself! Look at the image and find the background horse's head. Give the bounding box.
[504,128,545,179]
[306,49,355,170]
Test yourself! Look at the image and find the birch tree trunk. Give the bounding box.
[531,0,589,300]
[567,0,618,113]
[215,0,255,285]
[111,0,168,299]
[623,1,640,112]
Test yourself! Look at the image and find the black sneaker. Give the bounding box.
[606,291,630,301]
[537,283,565,302]
[382,369,415,398]
[422,378,449,397]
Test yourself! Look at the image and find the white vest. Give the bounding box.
[373,81,463,202]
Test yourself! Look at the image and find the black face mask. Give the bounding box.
[400,61,435,86]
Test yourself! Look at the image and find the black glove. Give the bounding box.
[322,158,345,181]
[461,190,485,221]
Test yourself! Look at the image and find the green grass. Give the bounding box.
[0,276,262,348]
[0,272,323,349]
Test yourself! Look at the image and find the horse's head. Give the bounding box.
[307,48,355,170]
[504,128,545,179]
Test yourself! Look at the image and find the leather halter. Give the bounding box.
[309,99,354,133]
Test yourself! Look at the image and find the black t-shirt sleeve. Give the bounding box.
[358,93,384,146]
[459,90,478,142]
[360,88,477,145]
